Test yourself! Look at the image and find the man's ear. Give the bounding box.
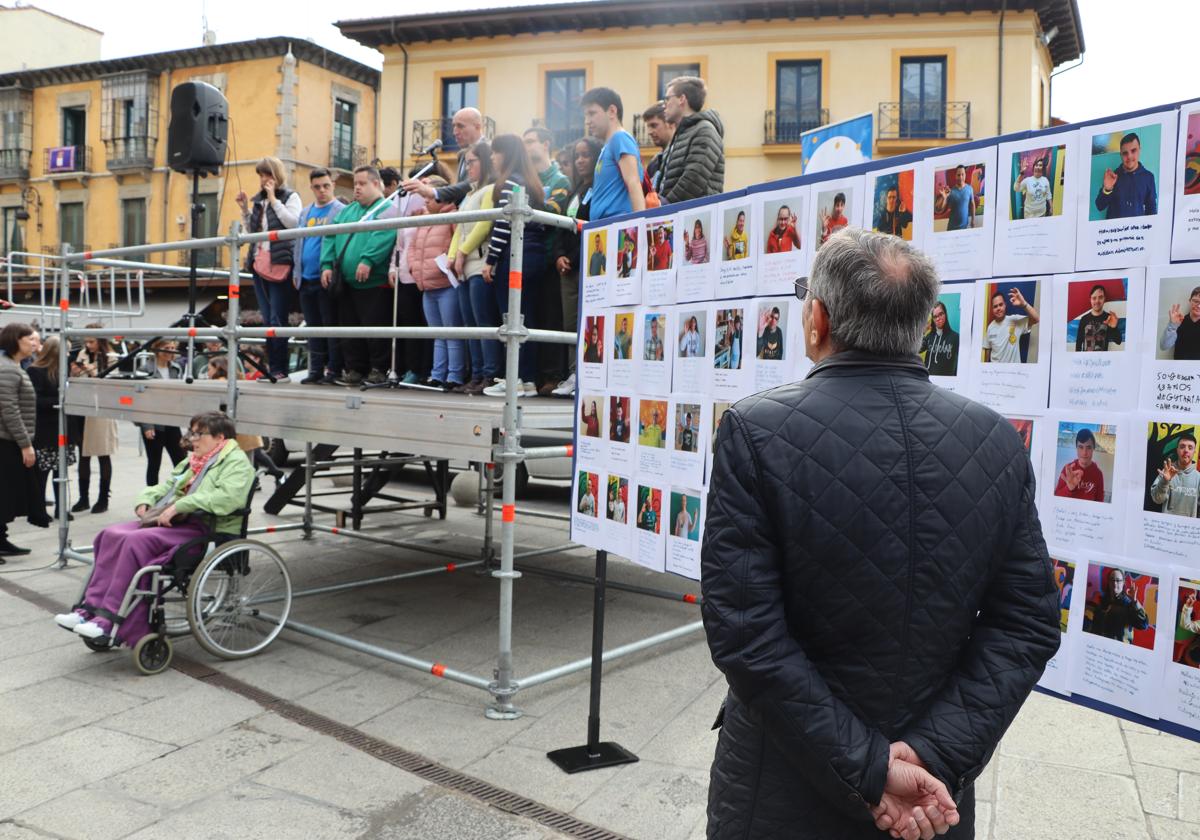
[809,298,831,343]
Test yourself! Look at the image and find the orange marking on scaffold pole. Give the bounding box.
[682,593,699,604]
[431,663,447,677]
[445,562,457,572]
[502,504,516,523]
[266,526,276,533]
[228,285,240,298]
[268,230,279,242]
[565,444,574,457]
[58,434,67,446]
[59,299,69,311]
[118,396,133,406]
[509,270,522,290]
[266,328,276,338]
[576,220,585,233]
[330,526,340,534]
[187,327,197,337]
[82,251,93,260]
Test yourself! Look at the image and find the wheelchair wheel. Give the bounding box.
[186,539,291,660]
[133,634,173,675]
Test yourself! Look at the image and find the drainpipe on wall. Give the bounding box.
[160,67,172,262]
[997,0,1006,137]
[397,26,409,168]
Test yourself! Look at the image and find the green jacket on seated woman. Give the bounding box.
[135,439,254,535]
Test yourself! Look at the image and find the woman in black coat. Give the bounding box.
[0,322,45,558]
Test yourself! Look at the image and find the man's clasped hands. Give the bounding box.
[870,741,961,840]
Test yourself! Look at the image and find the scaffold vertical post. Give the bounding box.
[303,442,314,539]
[481,462,495,565]
[55,294,71,567]
[488,186,527,719]
[224,221,242,418]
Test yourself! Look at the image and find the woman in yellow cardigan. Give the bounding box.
[447,141,498,396]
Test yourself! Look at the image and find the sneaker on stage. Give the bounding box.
[338,371,364,386]
[551,373,576,397]
[300,372,322,385]
[401,371,420,385]
[319,372,339,385]
[482,378,533,398]
[462,377,493,396]
[365,369,387,385]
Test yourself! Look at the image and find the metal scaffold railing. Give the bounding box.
[44,190,702,717]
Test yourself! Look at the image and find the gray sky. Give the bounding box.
[27,0,1194,126]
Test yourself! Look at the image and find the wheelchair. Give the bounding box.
[72,479,293,675]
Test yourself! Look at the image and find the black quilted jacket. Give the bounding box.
[659,110,725,205]
[701,351,1059,839]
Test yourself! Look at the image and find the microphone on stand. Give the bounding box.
[421,139,443,156]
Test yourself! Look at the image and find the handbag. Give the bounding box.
[326,229,355,301]
[252,244,292,283]
[35,445,76,472]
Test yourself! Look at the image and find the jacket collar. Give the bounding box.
[805,349,930,380]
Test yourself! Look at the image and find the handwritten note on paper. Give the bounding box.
[1065,356,1120,410]
[1141,516,1200,560]
[1175,668,1200,724]
[1093,223,1152,259]
[1152,370,1200,413]
[1080,639,1151,700]
[975,366,1034,411]
[1052,505,1112,548]
[1007,225,1060,260]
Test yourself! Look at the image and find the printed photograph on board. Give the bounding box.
[579,395,605,439]
[1010,145,1066,220]
[582,315,605,364]
[609,396,632,444]
[635,485,663,534]
[1089,123,1161,221]
[713,308,744,370]
[1052,557,1076,634]
[981,280,1041,363]
[722,205,752,261]
[763,197,803,253]
[638,399,668,448]
[681,212,712,265]
[677,311,706,358]
[669,490,702,541]
[643,312,667,361]
[1065,278,1127,352]
[933,163,986,232]
[612,311,634,360]
[815,188,852,247]
[1006,417,1035,455]
[646,220,674,271]
[605,475,629,524]
[1153,276,1200,361]
[576,470,599,517]
[1184,112,1200,197]
[586,230,608,277]
[1053,421,1116,504]
[1175,579,1200,669]
[674,403,701,453]
[616,226,639,278]
[1142,421,1199,519]
[872,170,914,239]
[1082,564,1158,651]
[756,301,787,361]
[920,293,962,376]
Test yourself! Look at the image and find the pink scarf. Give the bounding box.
[188,442,223,476]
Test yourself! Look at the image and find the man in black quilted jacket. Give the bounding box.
[701,228,1060,840]
[659,76,725,204]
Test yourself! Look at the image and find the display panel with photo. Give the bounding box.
[716,198,757,297]
[607,310,637,391]
[610,223,642,305]
[586,229,608,278]
[673,306,711,394]
[1053,421,1116,505]
[1074,110,1177,270]
[918,147,997,280]
[646,219,675,273]
[569,469,603,550]
[676,207,718,302]
[602,472,633,558]
[994,134,1078,276]
[1037,554,1078,696]
[712,304,753,398]
[638,307,672,394]
[1162,570,1200,729]
[668,397,710,487]
[1082,564,1158,651]
[1174,579,1200,671]
[607,392,634,469]
[871,168,915,240]
[1049,270,1144,413]
[632,483,666,573]
[919,286,972,392]
[636,396,670,480]
[1042,414,1128,551]
[666,488,705,580]
[933,162,987,232]
[1172,102,1200,260]
[580,226,611,307]
[755,185,810,295]
[980,280,1042,364]
[815,188,852,247]
[752,297,796,391]
[1140,268,1200,417]
[578,312,607,391]
[576,393,606,464]
[1142,421,1199,519]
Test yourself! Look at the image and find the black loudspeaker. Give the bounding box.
[167,81,228,175]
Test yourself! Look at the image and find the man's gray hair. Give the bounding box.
[808,227,940,356]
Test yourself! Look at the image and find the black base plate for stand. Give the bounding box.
[546,742,639,774]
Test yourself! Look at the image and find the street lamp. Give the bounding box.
[14,186,42,231]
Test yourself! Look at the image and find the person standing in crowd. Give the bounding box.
[658,76,725,205]
[523,125,572,394]
[403,107,486,207]
[71,327,119,514]
[550,136,603,398]
[294,168,346,385]
[27,336,73,522]
[0,323,46,558]
[581,87,645,222]
[642,102,675,195]
[1095,133,1157,220]
[920,301,959,376]
[136,340,186,485]
[1075,284,1122,352]
[449,141,498,395]
[935,164,977,231]
[237,157,301,381]
[702,228,1059,840]
[405,176,465,391]
[320,166,396,387]
[379,167,401,202]
[481,135,547,398]
[1014,157,1053,219]
[1161,285,1200,360]
[683,219,710,264]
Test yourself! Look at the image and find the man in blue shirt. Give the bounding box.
[293,168,345,384]
[935,164,976,231]
[581,87,645,221]
[1095,132,1157,220]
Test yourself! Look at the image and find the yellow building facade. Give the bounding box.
[339,0,1083,188]
[0,37,377,277]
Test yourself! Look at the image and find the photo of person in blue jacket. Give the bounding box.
[1094,132,1157,220]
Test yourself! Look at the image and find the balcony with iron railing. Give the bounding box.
[763,108,830,145]
[104,136,156,171]
[0,147,31,180]
[330,140,368,172]
[530,118,587,152]
[44,145,90,176]
[632,115,652,149]
[878,101,971,142]
[410,116,497,156]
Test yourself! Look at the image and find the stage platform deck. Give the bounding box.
[63,378,574,463]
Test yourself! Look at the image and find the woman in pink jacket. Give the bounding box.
[405,177,465,389]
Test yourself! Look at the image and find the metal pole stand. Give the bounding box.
[546,550,639,774]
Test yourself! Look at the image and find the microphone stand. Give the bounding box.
[363,150,443,393]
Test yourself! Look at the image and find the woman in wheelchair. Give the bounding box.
[55,411,255,646]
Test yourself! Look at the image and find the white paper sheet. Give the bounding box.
[750,296,798,392]
[606,309,637,392]
[665,487,705,580]
[675,206,718,303]
[636,306,673,395]
[993,132,1079,275]
[632,482,667,573]
[578,310,608,392]
[1127,415,1200,564]
[710,301,754,400]
[715,197,758,299]
[610,221,643,305]
[1041,413,1129,551]
[601,471,633,559]
[1161,569,1200,730]
[576,391,607,467]
[1171,102,1200,262]
[580,225,611,307]
[916,146,998,281]
[1037,549,1083,696]
[1074,109,1178,271]
[606,392,635,471]
[1139,264,1200,417]
[754,185,810,296]
[667,395,710,489]
[1048,269,1145,412]
[921,282,974,395]
[570,467,605,550]
[672,304,712,396]
[968,277,1052,413]
[635,395,671,482]
[643,213,679,303]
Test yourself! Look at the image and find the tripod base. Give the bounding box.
[546,742,638,775]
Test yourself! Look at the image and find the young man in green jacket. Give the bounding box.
[320,166,397,385]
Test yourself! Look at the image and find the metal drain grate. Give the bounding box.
[2,575,633,840]
[172,653,632,840]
